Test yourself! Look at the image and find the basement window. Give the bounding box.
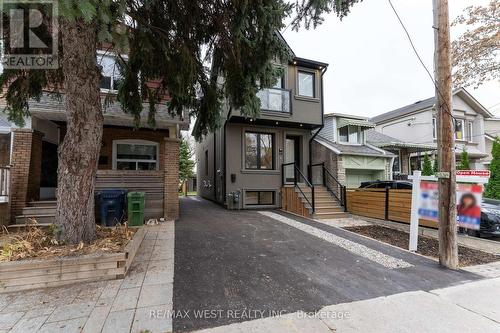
[113,140,159,171]
[245,191,275,206]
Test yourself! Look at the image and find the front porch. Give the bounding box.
[9,118,181,226]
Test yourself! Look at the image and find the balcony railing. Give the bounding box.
[256,88,292,114]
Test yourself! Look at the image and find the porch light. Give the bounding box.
[300,124,303,127]
[275,121,279,125]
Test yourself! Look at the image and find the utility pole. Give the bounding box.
[433,0,458,269]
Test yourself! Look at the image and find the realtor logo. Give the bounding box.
[0,0,58,69]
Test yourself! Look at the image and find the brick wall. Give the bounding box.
[164,138,180,220]
[0,203,9,226]
[10,129,34,220]
[98,126,169,170]
[311,140,341,182]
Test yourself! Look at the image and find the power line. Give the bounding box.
[387,0,456,122]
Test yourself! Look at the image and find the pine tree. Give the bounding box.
[432,157,439,175]
[485,137,500,199]
[458,147,471,170]
[179,138,195,192]
[0,0,360,243]
[422,153,433,176]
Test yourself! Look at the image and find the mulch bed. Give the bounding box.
[0,224,135,262]
[344,225,500,267]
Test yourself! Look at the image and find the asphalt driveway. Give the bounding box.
[173,197,481,332]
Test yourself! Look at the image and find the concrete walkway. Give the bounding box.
[0,223,174,333]
[191,277,500,333]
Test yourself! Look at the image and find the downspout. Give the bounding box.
[308,66,328,182]
[222,107,232,207]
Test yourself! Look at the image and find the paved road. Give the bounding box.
[173,197,481,332]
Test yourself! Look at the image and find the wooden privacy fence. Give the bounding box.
[346,188,438,228]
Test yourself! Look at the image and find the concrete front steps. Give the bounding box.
[296,184,349,219]
[14,200,56,226]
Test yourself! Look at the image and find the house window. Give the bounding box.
[338,125,361,144]
[273,75,284,89]
[245,132,274,170]
[246,191,275,206]
[432,118,437,139]
[455,119,465,140]
[467,122,473,142]
[297,71,315,97]
[113,140,158,170]
[98,54,122,92]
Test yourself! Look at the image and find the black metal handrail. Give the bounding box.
[310,162,347,211]
[282,162,315,213]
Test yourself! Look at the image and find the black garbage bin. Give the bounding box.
[96,189,128,226]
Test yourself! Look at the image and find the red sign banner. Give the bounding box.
[456,170,490,177]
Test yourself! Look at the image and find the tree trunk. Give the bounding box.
[55,18,103,244]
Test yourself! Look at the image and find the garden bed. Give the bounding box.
[0,225,146,293]
[344,225,500,267]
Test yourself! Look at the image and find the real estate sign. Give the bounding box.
[416,171,488,231]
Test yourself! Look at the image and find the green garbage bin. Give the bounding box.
[127,192,145,226]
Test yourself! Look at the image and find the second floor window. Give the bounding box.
[245,132,274,170]
[297,71,315,97]
[339,125,361,144]
[467,122,473,142]
[455,119,464,140]
[98,54,122,92]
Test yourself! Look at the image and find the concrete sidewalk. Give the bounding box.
[0,223,175,333]
[193,277,500,333]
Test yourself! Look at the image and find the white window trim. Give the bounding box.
[432,117,437,139]
[468,122,473,142]
[112,139,159,171]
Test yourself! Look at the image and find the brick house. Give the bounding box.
[0,52,188,226]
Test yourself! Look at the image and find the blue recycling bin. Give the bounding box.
[96,189,128,227]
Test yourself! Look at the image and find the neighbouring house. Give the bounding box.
[365,129,436,179]
[484,117,500,167]
[195,34,346,219]
[311,114,395,188]
[370,88,494,172]
[0,50,189,225]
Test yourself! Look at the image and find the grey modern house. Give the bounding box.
[195,37,345,218]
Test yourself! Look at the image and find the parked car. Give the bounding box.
[477,200,500,238]
[359,180,412,190]
[358,182,500,238]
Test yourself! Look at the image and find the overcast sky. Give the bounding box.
[282,0,500,117]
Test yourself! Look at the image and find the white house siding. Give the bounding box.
[319,116,336,142]
[375,109,434,145]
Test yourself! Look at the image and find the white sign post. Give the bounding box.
[409,171,421,252]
